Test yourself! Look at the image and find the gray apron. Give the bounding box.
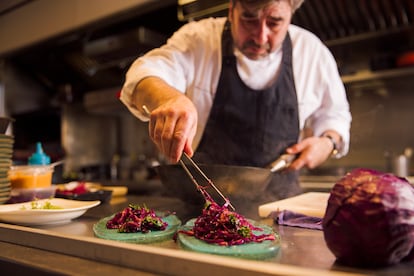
[194,21,302,204]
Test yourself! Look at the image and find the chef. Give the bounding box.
[120,0,352,203]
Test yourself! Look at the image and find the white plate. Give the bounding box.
[0,198,100,226]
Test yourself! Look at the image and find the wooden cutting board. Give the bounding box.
[258,192,330,218]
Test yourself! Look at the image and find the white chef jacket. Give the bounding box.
[120,17,352,157]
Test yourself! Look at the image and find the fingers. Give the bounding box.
[183,124,196,157]
[289,155,306,171]
[286,137,333,170]
[149,110,182,162]
[165,114,190,162]
[147,105,197,163]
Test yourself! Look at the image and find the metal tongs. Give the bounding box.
[142,105,235,210]
[179,152,235,210]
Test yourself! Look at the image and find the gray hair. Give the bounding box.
[231,0,305,13]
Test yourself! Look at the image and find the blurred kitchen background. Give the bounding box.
[0,0,413,187]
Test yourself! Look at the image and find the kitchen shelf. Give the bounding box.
[341,66,414,84]
[325,26,414,48]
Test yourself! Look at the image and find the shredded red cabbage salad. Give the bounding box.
[106,204,168,233]
[56,182,89,195]
[179,188,276,246]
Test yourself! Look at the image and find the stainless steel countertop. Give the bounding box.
[0,186,413,275]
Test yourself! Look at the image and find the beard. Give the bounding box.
[240,40,272,60]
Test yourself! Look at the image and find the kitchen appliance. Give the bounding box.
[157,163,272,204]
[156,153,296,205]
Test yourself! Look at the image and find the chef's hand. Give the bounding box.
[145,96,198,164]
[285,134,339,170]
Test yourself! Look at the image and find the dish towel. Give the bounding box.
[270,210,323,230]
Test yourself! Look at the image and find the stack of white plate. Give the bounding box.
[0,134,14,204]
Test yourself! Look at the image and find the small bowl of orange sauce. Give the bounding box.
[9,165,54,189]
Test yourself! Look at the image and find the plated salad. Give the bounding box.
[106,204,168,233]
[20,200,63,210]
[178,188,276,246]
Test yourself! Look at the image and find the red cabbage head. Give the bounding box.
[322,168,414,267]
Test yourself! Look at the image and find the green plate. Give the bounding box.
[177,219,281,260]
[93,213,181,244]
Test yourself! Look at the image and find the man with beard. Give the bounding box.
[120,0,351,202]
